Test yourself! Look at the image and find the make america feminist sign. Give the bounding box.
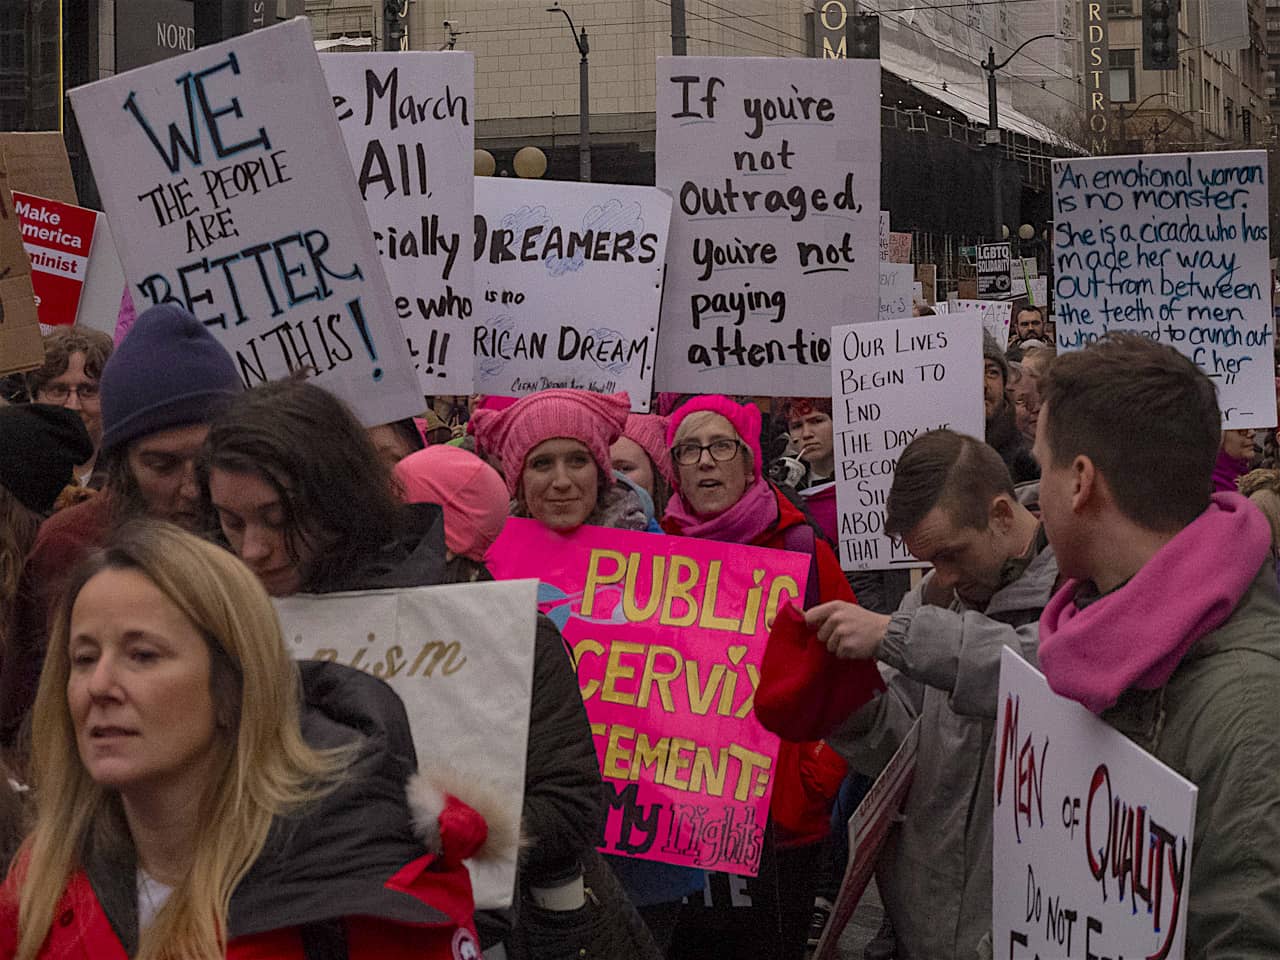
[69,19,421,426]
[323,52,476,394]
[488,519,806,875]
[655,56,881,396]
[994,649,1197,960]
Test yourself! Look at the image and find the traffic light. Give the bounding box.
[1142,0,1178,70]
[848,14,880,60]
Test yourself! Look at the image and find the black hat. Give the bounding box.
[0,404,95,513]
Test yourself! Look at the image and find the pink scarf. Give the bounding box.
[1211,447,1250,493]
[663,479,778,545]
[1039,492,1271,714]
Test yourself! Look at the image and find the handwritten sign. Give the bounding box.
[951,299,1013,348]
[12,192,98,327]
[655,56,881,396]
[994,648,1197,960]
[887,231,912,264]
[273,579,539,910]
[879,210,890,261]
[812,720,920,960]
[0,153,42,375]
[69,19,421,427]
[831,313,984,570]
[879,263,913,321]
[323,52,475,394]
[488,518,805,876]
[1052,151,1273,428]
[472,178,670,409]
[978,242,1013,299]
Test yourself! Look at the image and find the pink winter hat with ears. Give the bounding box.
[667,395,764,482]
[394,446,510,562]
[621,414,677,489]
[470,389,632,497]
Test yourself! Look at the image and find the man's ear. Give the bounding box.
[1070,454,1098,513]
[988,494,1016,533]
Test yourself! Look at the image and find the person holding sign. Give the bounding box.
[0,520,487,960]
[1034,334,1280,956]
[758,429,1060,960]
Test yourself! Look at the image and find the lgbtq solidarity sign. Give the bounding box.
[489,519,808,876]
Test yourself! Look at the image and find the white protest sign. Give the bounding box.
[1052,150,1273,428]
[831,313,984,570]
[879,210,890,261]
[274,579,539,910]
[994,648,1197,960]
[1027,277,1047,309]
[952,299,1013,348]
[472,177,670,408]
[69,19,421,427]
[1009,256,1037,296]
[879,263,913,321]
[323,52,475,395]
[655,56,880,395]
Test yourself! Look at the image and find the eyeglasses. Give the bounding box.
[671,439,743,466]
[38,383,99,402]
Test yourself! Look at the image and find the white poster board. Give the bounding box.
[74,214,126,337]
[472,177,670,408]
[69,19,421,427]
[879,263,914,321]
[951,299,1013,348]
[831,313,984,570]
[323,52,475,395]
[274,579,539,910]
[655,56,881,395]
[1051,150,1273,428]
[994,649,1197,960]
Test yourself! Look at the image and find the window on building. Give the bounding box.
[1243,108,1253,141]
[1109,50,1136,101]
[1107,0,1135,13]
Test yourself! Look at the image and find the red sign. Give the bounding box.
[12,191,98,327]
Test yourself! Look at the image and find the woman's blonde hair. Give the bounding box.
[671,411,754,475]
[11,520,346,960]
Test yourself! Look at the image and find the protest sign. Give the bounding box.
[75,217,128,338]
[1027,277,1047,309]
[0,133,78,205]
[323,52,476,395]
[831,313,984,570]
[812,720,920,960]
[69,19,421,427]
[1010,256,1037,297]
[994,648,1197,960]
[951,299,1013,348]
[915,263,937,305]
[887,231,912,264]
[879,263,913,321]
[655,56,881,396]
[488,518,805,876]
[273,578,538,910]
[977,242,1013,299]
[1052,151,1273,428]
[472,178,670,408]
[12,192,98,327]
[0,156,42,375]
[879,210,890,261]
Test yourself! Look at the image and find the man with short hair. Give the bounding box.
[1013,304,1045,344]
[983,334,1038,482]
[1033,333,1280,956]
[759,429,1059,959]
[0,303,242,746]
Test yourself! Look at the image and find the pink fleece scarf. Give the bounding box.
[1039,492,1271,714]
[1211,447,1250,493]
[663,478,778,544]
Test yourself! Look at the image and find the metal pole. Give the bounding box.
[985,49,1002,240]
[579,29,591,182]
[383,0,404,51]
[671,0,687,55]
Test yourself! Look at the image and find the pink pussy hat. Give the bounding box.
[470,389,631,498]
[621,413,676,489]
[394,446,510,562]
[666,395,764,483]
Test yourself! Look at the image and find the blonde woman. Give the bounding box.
[0,520,489,960]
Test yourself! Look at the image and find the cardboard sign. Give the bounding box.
[994,649,1198,960]
[1052,151,1274,428]
[951,299,1013,348]
[915,263,937,305]
[812,720,920,960]
[273,579,539,910]
[472,178,670,409]
[887,231,912,264]
[12,192,98,327]
[0,133,78,205]
[0,156,43,375]
[879,263,913,321]
[488,518,806,876]
[655,56,881,395]
[879,210,890,262]
[323,52,476,395]
[831,313,985,571]
[69,19,422,427]
[977,242,1013,299]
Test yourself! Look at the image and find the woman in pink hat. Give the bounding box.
[610,414,676,517]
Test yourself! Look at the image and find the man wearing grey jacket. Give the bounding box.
[806,429,1060,960]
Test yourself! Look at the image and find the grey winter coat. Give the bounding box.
[828,540,1059,960]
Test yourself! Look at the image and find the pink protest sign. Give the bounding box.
[488,517,809,877]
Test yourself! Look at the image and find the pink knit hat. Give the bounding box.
[394,446,510,561]
[667,395,763,482]
[470,389,632,497]
[620,414,676,489]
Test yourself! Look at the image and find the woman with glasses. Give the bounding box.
[661,396,856,960]
[25,328,113,488]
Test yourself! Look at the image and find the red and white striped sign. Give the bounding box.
[12,191,98,327]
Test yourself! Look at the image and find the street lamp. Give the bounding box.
[383,0,407,51]
[547,3,591,182]
[981,34,1056,240]
[1115,91,1181,146]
